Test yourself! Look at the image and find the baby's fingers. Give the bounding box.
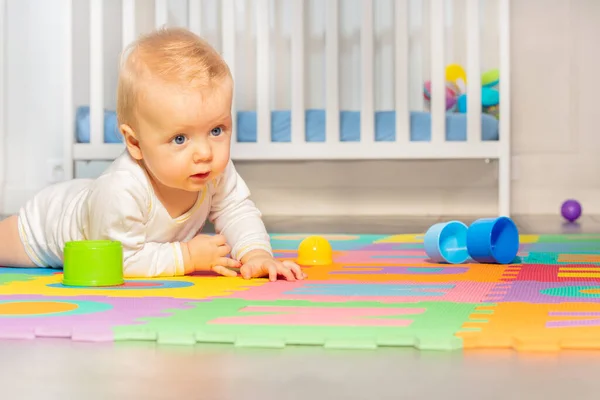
[218,257,241,269]
[283,260,307,279]
[274,262,296,282]
[217,243,232,256]
[212,265,238,278]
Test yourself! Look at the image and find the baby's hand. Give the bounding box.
[240,249,306,282]
[185,234,241,277]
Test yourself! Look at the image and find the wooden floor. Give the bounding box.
[1,215,600,399]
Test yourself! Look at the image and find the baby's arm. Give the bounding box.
[208,161,272,261]
[83,172,192,278]
[208,162,306,281]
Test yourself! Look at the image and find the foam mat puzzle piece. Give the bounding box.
[333,249,429,264]
[374,234,424,243]
[535,234,600,243]
[0,273,267,300]
[525,251,600,264]
[483,280,600,303]
[556,266,600,280]
[523,243,600,254]
[0,268,59,286]
[305,261,513,283]
[457,302,600,351]
[0,294,195,341]
[222,279,500,304]
[518,235,540,244]
[523,253,600,267]
[359,242,426,251]
[508,263,600,283]
[522,253,557,264]
[0,274,46,286]
[113,299,490,350]
[0,267,59,276]
[270,233,388,251]
[559,254,600,263]
[331,265,471,275]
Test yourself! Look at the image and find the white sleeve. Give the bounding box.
[83,172,187,278]
[209,161,272,260]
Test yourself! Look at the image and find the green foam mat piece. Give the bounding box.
[112,299,486,350]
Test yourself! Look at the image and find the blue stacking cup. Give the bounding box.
[467,217,519,264]
[423,221,469,264]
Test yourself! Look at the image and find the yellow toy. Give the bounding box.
[445,64,467,92]
[297,235,333,266]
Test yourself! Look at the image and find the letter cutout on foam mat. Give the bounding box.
[2,233,600,351]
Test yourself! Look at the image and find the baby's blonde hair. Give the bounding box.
[116,27,231,127]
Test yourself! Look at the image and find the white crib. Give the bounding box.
[0,0,511,216]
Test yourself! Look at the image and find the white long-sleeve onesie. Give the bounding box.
[17,151,272,277]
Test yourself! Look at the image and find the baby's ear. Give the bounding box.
[120,124,143,160]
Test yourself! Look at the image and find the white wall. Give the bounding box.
[3,0,71,213]
[0,0,5,214]
[1,0,598,217]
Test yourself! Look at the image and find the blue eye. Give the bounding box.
[172,134,186,145]
[210,127,223,136]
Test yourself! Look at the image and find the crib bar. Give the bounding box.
[90,0,104,147]
[62,0,74,180]
[361,0,374,144]
[429,0,445,144]
[498,0,511,216]
[122,0,136,48]
[395,0,409,144]
[291,0,305,144]
[221,0,236,138]
[0,0,6,203]
[410,1,423,112]
[155,0,168,28]
[256,0,270,145]
[466,0,481,143]
[188,0,202,35]
[325,0,339,144]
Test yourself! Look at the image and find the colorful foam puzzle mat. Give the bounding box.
[2,233,600,351]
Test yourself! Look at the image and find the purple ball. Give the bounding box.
[561,199,582,222]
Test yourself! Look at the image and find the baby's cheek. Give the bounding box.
[213,148,230,172]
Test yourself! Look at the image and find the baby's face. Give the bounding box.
[133,77,233,194]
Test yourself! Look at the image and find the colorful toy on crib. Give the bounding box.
[423,64,500,119]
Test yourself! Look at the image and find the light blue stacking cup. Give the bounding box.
[423,221,469,264]
[466,216,519,264]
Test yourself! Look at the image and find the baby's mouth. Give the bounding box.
[191,172,210,179]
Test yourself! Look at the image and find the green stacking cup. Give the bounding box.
[63,240,124,287]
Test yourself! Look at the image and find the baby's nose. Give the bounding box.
[193,143,212,162]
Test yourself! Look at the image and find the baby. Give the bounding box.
[0,27,305,282]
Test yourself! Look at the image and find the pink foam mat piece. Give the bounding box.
[0,294,196,341]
